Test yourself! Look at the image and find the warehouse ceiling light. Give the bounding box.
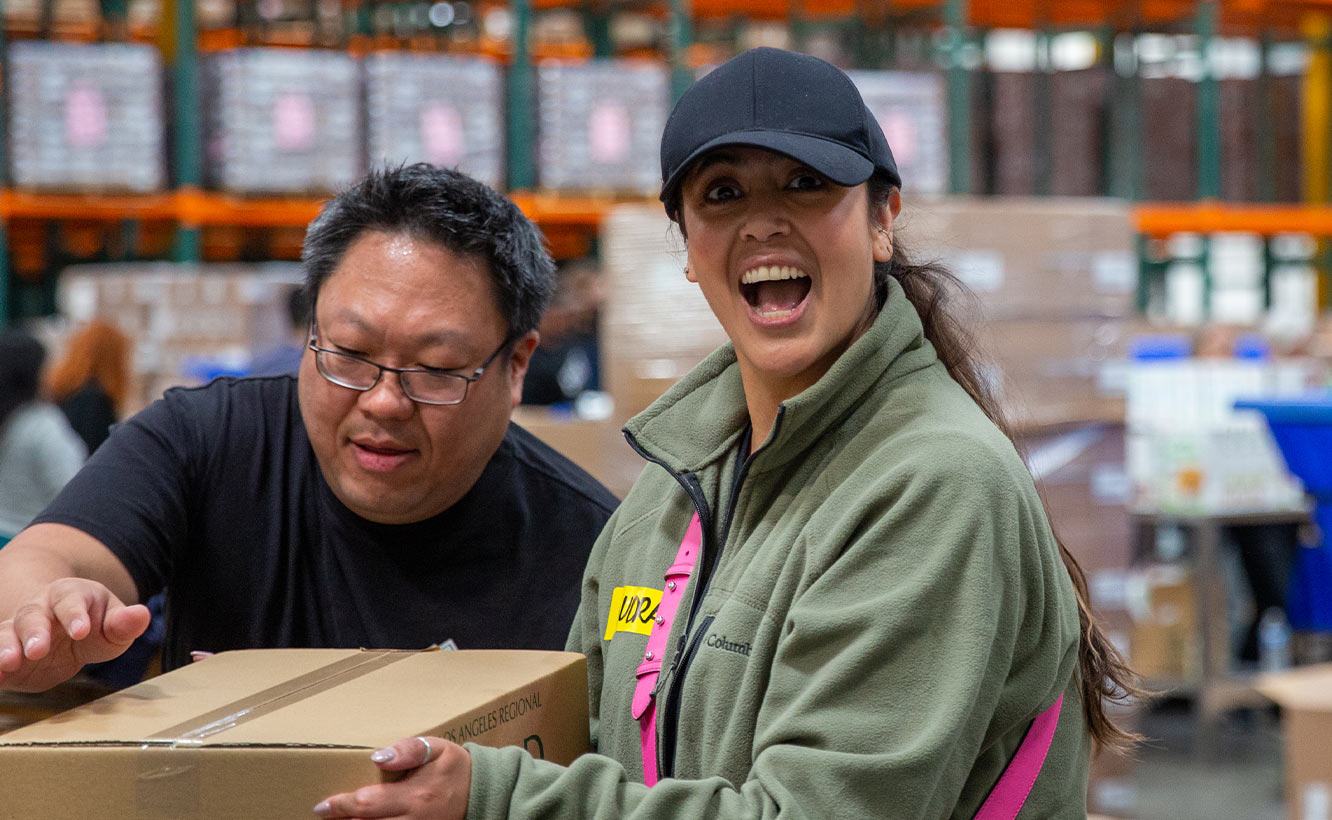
[429,2,455,28]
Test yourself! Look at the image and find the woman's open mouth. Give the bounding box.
[740,265,812,325]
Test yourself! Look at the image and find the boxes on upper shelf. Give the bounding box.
[7,42,166,193]
[364,52,504,189]
[203,48,362,195]
[537,60,668,195]
[846,70,948,196]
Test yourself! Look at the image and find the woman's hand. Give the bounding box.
[314,736,471,819]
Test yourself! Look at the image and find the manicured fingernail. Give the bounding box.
[370,747,395,763]
[70,619,86,635]
[24,638,40,656]
[312,801,330,815]
[0,649,13,664]
[190,651,213,663]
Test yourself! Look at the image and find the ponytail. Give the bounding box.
[869,175,1145,750]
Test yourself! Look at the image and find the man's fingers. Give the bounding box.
[10,604,54,661]
[51,593,94,642]
[313,784,410,818]
[102,603,151,646]
[0,621,23,672]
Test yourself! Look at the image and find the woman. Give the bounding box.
[0,330,86,547]
[317,48,1138,819]
[45,318,130,455]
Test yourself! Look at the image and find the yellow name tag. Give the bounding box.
[604,586,663,641]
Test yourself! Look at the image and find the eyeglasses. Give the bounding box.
[307,327,513,406]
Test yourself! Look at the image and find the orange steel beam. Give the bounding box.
[177,190,328,228]
[0,190,178,221]
[1135,203,1332,236]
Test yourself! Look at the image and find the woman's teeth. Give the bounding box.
[741,265,808,284]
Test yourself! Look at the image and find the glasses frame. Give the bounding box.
[307,324,514,406]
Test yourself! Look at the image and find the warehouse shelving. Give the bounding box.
[4,0,1332,324]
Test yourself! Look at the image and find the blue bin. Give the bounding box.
[1236,394,1332,630]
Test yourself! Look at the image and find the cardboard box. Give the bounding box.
[0,649,589,819]
[898,197,1137,321]
[511,408,642,498]
[1257,664,1332,820]
[1125,565,1200,685]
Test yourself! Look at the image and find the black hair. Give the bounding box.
[285,286,309,331]
[0,329,47,433]
[301,163,556,338]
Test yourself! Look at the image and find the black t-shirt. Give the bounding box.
[35,376,619,671]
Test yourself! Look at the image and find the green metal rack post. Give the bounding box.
[943,0,970,194]
[669,0,693,103]
[1195,1,1221,319]
[170,0,203,262]
[507,0,536,190]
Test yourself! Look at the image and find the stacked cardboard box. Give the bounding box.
[536,60,668,194]
[1050,69,1107,198]
[598,204,726,420]
[56,262,303,413]
[364,52,504,188]
[203,49,361,194]
[1141,77,1196,202]
[1257,664,1332,819]
[989,69,1106,198]
[846,70,948,196]
[900,197,1138,430]
[7,42,165,192]
[510,407,640,499]
[989,72,1038,196]
[0,649,589,819]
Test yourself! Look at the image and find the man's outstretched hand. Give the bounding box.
[0,578,150,693]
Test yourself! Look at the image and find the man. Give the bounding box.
[0,164,619,693]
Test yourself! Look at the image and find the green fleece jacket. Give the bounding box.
[466,278,1091,818]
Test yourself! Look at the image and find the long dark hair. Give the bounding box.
[0,329,48,433]
[867,174,1145,750]
[664,172,1144,751]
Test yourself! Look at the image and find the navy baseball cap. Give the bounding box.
[659,47,902,205]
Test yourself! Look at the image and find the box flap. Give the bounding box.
[1256,663,1332,712]
[0,649,585,749]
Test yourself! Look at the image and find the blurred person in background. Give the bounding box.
[320,49,1138,819]
[521,258,604,406]
[45,318,131,456]
[0,165,617,694]
[249,286,309,377]
[0,330,86,548]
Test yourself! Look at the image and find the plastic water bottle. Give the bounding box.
[1258,607,1293,674]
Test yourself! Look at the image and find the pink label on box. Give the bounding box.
[273,93,317,152]
[65,83,109,149]
[420,102,465,166]
[589,103,631,164]
[878,110,918,164]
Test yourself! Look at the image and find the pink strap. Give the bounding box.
[633,513,701,786]
[974,694,1064,820]
[632,512,1063,806]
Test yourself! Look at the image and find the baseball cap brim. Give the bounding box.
[660,129,875,203]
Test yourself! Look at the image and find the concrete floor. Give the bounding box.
[1132,701,1286,820]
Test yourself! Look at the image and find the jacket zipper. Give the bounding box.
[623,408,784,779]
